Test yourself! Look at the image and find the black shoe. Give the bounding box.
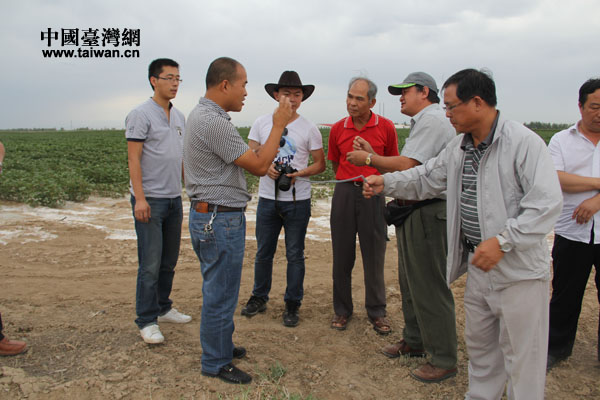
[547,354,567,371]
[241,296,267,317]
[202,363,252,384]
[233,346,246,359]
[282,302,300,327]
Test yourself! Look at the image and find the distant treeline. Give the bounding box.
[1,123,574,132]
[524,121,572,130]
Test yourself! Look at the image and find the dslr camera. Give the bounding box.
[274,162,297,191]
[274,128,297,191]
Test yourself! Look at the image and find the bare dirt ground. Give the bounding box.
[0,196,599,399]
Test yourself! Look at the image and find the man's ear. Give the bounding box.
[220,80,229,92]
[472,96,484,110]
[150,76,157,91]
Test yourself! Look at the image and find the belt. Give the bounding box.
[342,180,363,187]
[190,200,246,213]
[394,199,420,206]
[464,238,478,253]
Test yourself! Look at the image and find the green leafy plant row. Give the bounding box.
[0,126,557,208]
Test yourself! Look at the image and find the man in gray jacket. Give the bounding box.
[363,69,562,399]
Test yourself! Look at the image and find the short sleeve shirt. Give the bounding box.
[249,113,323,201]
[327,112,399,181]
[183,97,250,207]
[401,104,456,163]
[125,98,185,198]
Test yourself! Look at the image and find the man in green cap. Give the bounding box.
[347,71,457,382]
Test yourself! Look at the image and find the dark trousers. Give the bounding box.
[549,234,600,358]
[396,200,457,369]
[0,313,4,341]
[330,182,387,319]
[252,197,311,304]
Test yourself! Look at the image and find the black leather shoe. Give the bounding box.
[241,296,267,317]
[546,354,568,371]
[202,363,252,384]
[233,346,246,359]
[282,302,300,327]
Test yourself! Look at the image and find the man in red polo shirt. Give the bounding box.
[328,77,399,333]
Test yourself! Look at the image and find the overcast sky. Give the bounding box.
[1,0,598,129]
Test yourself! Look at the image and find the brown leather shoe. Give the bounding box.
[410,362,457,383]
[381,339,426,358]
[369,316,392,335]
[0,337,28,356]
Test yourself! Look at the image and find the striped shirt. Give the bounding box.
[460,113,499,245]
[183,97,250,207]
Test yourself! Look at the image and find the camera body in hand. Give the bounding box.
[274,162,297,191]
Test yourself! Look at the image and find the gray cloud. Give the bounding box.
[1,0,598,129]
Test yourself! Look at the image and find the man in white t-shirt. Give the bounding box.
[241,71,325,327]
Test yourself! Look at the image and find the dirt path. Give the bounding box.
[0,197,598,399]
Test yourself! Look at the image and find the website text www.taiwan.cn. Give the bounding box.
[41,28,140,59]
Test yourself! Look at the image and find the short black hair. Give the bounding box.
[206,57,242,89]
[579,78,600,106]
[148,58,179,90]
[415,84,440,104]
[442,68,497,107]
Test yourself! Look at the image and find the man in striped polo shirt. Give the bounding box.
[184,57,292,384]
[363,69,562,399]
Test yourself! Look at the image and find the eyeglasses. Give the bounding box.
[155,75,183,83]
[443,97,473,112]
[443,101,464,112]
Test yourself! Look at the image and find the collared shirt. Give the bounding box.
[401,103,456,164]
[125,98,185,198]
[327,112,399,181]
[548,123,600,243]
[460,112,499,245]
[183,97,250,208]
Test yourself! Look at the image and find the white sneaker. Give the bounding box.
[140,324,164,344]
[157,308,192,324]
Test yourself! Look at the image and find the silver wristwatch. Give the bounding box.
[496,231,513,253]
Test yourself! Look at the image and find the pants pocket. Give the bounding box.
[191,223,218,264]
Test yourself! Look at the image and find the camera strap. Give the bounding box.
[274,181,296,204]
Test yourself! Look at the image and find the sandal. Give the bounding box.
[331,314,350,330]
[369,316,392,335]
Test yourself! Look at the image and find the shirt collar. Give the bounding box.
[410,103,440,127]
[199,97,231,121]
[344,111,379,130]
[149,97,173,110]
[460,110,500,150]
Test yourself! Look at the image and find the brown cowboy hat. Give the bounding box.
[265,71,315,101]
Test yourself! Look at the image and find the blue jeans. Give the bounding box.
[252,197,311,304]
[189,206,246,374]
[131,196,183,329]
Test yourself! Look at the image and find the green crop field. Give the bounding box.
[0,127,556,208]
